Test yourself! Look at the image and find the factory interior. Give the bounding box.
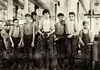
[0,0,100,70]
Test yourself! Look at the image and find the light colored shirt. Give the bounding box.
[39,18,55,32]
[65,20,79,36]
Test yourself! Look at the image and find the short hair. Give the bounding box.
[25,14,31,17]
[69,12,75,16]
[42,9,50,15]
[57,13,64,17]
[13,19,18,22]
[83,20,89,25]
[31,12,37,16]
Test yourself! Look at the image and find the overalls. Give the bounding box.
[81,30,91,65]
[24,34,33,58]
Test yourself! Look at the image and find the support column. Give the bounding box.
[68,0,78,15]
[15,6,18,18]
[24,0,28,15]
[7,0,13,20]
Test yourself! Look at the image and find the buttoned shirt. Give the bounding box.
[65,20,79,36]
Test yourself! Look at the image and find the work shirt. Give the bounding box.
[65,20,79,36]
[23,22,35,35]
[9,26,21,38]
[55,22,66,38]
[39,18,55,33]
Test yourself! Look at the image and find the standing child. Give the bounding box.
[22,14,35,69]
[1,22,10,58]
[79,20,94,66]
[55,13,66,69]
[9,19,22,57]
[22,14,35,58]
[65,12,79,69]
[38,9,55,69]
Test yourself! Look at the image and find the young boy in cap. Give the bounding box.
[22,14,35,58]
[55,13,66,69]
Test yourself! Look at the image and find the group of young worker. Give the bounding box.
[0,9,94,70]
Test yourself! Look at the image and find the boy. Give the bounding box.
[1,21,11,58]
[55,13,66,69]
[22,14,35,58]
[79,20,94,66]
[38,9,55,69]
[31,12,40,67]
[9,19,22,57]
[65,12,79,69]
[22,14,35,69]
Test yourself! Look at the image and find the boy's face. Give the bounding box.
[84,23,89,29]
[69,14,75,21]
[25,17,31,22]
[14,20,19,26]
[44,13,49,19]
[58,16,64,22]
[32,15,36,20]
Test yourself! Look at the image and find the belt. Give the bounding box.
[42,31,50,33]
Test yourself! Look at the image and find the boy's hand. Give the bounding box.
[21,42,24,47]
[18,43,21,48]
[67,35,73,38]
[54,38,58,41]
[31,42,34,47]
[12,43,14,48]
[47,33,50,37]
[79,41,85,46]
[41,33,44,38]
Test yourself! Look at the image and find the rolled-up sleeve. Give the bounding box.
[50,20,55,31]
[89,30,94,42]
[74,23,79,36]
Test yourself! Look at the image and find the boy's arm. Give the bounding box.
[73,23,79,36]
[1,28,5,38]
[38,19,44,35]
[79,30,85,46]
[89,30,94,43]
[31,23,35,47]
[9,26,14,47]
[18,26,24,47]
[21,25,24,46]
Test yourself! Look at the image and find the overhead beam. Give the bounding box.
[3,0,24,9]
[29,0,44,9]
[79,0,88,13]
[13,0,24,9]
[24,0,28,14]
[7,0,13,20]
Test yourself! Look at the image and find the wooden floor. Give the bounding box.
[0,58,92,70]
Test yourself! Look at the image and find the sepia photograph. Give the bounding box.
[0,0,100,70]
